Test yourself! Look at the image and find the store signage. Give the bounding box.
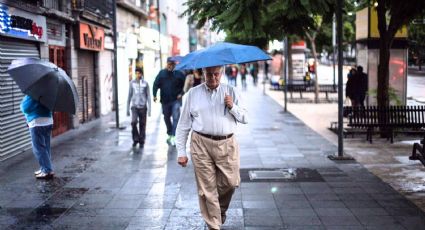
[0,3,46,42]
[79,23,104,51]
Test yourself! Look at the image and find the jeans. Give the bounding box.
[29,125,53,173]
[131,107,147,144]
[162,100,181,136]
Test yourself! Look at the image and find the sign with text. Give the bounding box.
[0,3,46,42]
[78,23,104,51]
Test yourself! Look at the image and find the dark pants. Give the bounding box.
[30,125,53,173]
[162,100,181,136]
[131,107,147,144]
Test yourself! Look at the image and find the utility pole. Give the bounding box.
[332,14,336,87]
[156,0,163,68]
[328,0,353,160]
[283,37,288,112]
[112,0,119,128]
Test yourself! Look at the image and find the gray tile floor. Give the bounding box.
[1,84,424,230]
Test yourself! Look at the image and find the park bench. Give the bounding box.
[343,105,425,143]
[285,81,337,100]
[410,136,425,167]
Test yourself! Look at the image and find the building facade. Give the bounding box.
[0,0,114,160]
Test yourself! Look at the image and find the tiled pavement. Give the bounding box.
[0,83,424,230]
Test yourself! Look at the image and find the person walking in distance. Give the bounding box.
[356,65,368,107]
[21,95,55,179]
[184,68,205,93]
[153,57,186,146]
[176,65,248,230]
[127,67,151,148]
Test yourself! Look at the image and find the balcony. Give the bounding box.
[116,0,148,18]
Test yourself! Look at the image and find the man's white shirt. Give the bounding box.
[176,83,247,157]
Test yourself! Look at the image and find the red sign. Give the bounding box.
[78,23,104,51]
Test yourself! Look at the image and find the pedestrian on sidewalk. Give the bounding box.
[345,67,357,105]
[183,68,205,93]
[127,67,151,148]
[240,63,248,90]
[346,66,368,107]
[356,65,368,106]
[176,65,248,230]
[20,95,54,179]
[250,62,259,86]
[153,57,186,146]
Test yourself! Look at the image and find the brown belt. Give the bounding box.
[195,131,233,141]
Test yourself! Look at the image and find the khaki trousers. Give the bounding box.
[190,132,240,229]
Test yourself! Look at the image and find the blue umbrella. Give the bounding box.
[175,42,271,70]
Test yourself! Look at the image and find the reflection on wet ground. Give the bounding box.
[1,85,425,229]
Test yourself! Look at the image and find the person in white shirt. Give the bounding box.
[127,68,151,148]
[176,65,247,230]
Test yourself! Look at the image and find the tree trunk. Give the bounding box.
[377,37,391,107]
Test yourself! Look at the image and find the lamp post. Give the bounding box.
[283,37,288,112]
[156,0,163,68]
[112,0,119,128]
[328,0,353,160]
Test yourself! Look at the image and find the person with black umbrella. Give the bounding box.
[20,95,54,179]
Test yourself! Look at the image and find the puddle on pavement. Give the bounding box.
[63,157,97,174]
[240,168,324,182]
[4,205,68,228]
[35,177,72,194]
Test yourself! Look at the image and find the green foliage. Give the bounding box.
[182,0,336,49]
[368,88,402,105]
[409,14,425,67]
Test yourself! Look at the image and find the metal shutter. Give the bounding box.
[0,39,40,161]
[77,50,96,123]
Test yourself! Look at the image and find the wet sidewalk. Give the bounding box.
[1,82,425,230]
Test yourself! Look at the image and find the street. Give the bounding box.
[1,82,424,230]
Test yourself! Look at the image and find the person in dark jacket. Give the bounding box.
[356,66,368,107]
[21,95,54,179]
[153,57,186,146]
[345,66,368,107]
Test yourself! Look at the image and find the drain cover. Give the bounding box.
[240,168,324,182]
[249,169,296,180]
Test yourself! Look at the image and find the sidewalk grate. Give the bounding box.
[240,168,324,182]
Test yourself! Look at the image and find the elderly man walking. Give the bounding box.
[176,65,248,230]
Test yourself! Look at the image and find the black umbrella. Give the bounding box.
[7,58,78,115]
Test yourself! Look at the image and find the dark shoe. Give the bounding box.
[132,141,138,147]
[139,143,144,148]
[221,213,227,224]
[35,172,54,180]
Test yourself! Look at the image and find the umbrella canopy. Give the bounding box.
[175,42,271,70]
[7,58,79,114]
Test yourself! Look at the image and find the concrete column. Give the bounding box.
[66,24,80,129]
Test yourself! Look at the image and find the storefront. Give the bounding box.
[47,19,70,136]
[0,3,46,160]
[117,32,138,121]
[76,22,105,123]
[98,35,114,116]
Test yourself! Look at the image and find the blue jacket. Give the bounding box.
[20,95,52,123]
[153,69,185,104]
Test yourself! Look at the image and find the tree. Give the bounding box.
[371,0,425,106]
[183,0,335,102]
[409,21,425,70]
